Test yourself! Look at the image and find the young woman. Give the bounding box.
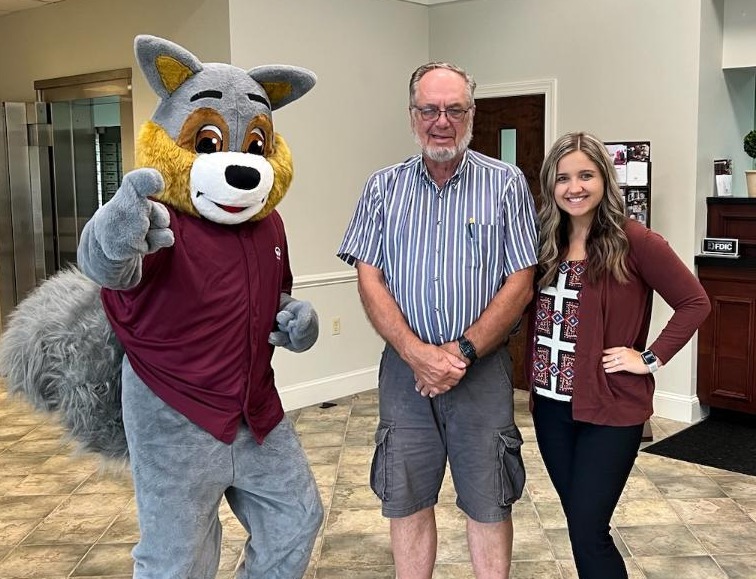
[526,131,711,578]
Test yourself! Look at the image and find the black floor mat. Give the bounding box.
[642,408,756,476]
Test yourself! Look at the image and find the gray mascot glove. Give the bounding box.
[78,168,174,289]
[93,168,174,260]
[269,293,319,353]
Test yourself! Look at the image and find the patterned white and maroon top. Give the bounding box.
[532,260,586,401]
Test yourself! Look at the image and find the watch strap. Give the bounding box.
[641,349,659,373]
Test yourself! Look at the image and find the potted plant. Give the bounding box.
[744,129,756,197]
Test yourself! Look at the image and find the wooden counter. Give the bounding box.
[696,198,756,414]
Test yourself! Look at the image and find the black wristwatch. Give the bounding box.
[640,349,659,373]
[457,334,478,363]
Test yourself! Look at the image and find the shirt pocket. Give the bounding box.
[465,223,498,268]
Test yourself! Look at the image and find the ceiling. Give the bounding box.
[0,0,465,17]
[0,0,468,17]
[0,0,463,16]
[0,0,64,17]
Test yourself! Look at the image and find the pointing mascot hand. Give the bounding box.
[92,168,174,261]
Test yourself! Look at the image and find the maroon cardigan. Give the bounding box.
[525,219,711,426]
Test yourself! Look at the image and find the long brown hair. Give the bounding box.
[537,131,629,287]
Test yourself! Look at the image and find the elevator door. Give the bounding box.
[49,99,100,268]
[0,98,118,331]
[0,102,52,332]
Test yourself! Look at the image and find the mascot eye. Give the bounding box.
[195,125,223,154]
[246,129,265,156]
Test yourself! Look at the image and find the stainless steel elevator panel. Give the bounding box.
[27,103,55,278]
[0,92,124,331]
[0,106,15,332]
[49,100,98,269]
[71,102,99,250]
[0,103,53,331]
[5,103,37,304]
[49,101,77,270]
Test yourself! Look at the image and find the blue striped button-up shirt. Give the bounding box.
[337,149,538,345]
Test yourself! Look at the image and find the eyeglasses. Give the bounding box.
[411,105,472,122]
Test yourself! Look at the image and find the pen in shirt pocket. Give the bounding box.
[467,217,475,239]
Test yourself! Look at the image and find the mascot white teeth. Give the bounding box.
[0,35,323,579]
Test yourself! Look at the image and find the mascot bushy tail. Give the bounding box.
[0,268,128,460]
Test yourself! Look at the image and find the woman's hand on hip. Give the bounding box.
[602,346,654,375]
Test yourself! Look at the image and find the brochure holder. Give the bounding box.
[605,141,652,228]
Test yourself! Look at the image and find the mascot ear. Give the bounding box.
[134,34,204,99]
[248,65,317,110]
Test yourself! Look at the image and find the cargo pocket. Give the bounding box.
[370,422,393,502]
[495,424,526,506]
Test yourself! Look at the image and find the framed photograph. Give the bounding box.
[627,142,651,162]
[625,187,647,203]
[629,210,648,226]
[605,143,628,185]
[624,187,649,227]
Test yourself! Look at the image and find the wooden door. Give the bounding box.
[470,94,545,390]
[470,94,545,203]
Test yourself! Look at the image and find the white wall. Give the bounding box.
[0,0,230,141]
[228,0,429,407]
[429,0,711,422]
[722,0,756,187]
[723,0,756,68]
[725,70,756,181]
[697,0,753,209]
[687,0,727,421]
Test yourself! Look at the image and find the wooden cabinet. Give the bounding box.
[697,260,756,412]
[696,198,756,414]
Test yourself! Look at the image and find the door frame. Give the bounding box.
[475,78,558,152]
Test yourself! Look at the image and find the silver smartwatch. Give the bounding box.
[641,349,659,373]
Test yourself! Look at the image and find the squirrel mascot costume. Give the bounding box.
[0,35,323,579]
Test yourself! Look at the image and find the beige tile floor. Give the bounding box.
[2,382,756,579]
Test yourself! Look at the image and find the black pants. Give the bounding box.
[533,394,643,579]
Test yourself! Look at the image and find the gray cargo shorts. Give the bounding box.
[370,345,526,522]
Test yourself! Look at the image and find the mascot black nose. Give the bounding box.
[225,165,261,190]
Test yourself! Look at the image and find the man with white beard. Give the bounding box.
[338,62,538,579]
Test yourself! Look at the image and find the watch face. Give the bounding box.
[641,350,657,365]
[458,337,476,361]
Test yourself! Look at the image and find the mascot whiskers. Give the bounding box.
[0,35,323,579]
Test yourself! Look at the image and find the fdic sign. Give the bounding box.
[701,237,739,258]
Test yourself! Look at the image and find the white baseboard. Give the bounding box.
[280,371,710,424]
[278,366,379,411]
[653,390,709,424]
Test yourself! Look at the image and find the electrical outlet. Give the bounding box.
[331,317,341,335]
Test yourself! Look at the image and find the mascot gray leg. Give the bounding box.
[122,355,223,579]
[227,418,323,579]
[122,356,322,579]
